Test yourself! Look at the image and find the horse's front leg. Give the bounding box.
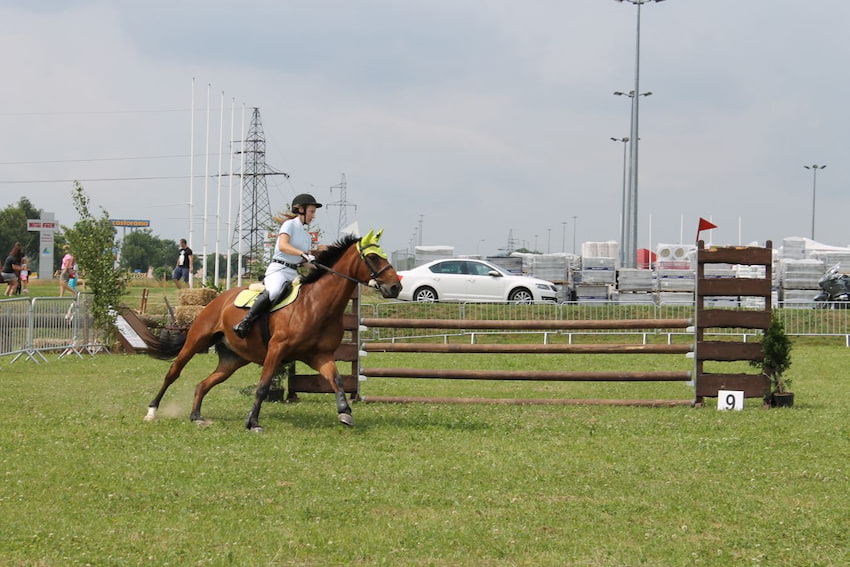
[315,356,353,427]
[245,346,287,432]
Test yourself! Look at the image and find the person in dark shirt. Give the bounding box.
[2,242,23,296]
[173,239,193,289]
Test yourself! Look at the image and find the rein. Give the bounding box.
[312,245,390,288]
[312,261,374,287]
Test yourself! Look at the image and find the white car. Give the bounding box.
[397,259,559,303]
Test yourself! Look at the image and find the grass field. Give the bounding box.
[1,343,848,566]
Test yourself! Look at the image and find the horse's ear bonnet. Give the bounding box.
[358,228,388,259]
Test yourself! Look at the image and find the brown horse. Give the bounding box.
[142,230,401,430]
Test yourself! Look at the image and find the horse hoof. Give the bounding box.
[143,407,156,421]
[249,426,264,433]
[193,419,212,427]
[338,413,354,427]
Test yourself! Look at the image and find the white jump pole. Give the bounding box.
[237,102,246,288]
[214,90,224,288]
[225,97,235,289]
[188,78,195,287]
[202,83,211,285]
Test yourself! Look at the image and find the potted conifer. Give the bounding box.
[751,315,794,407]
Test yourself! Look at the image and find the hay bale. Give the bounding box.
[174,305,205,326]
[178,288,218,306]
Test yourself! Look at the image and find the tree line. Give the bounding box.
[0,195,240,280]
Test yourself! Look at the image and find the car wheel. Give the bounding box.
[508,287,533,304]
[413,286,438,302]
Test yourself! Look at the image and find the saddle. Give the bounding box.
[234,279,302,311]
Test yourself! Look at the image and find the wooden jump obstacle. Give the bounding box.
[285,241,774,407]
[356,316,694,406]
[693,240,773,404]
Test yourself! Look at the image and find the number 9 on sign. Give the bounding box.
[717,390,744,411]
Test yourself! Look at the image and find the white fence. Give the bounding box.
[0,294,99,362]
[5,296,847,362]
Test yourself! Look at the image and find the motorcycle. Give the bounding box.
[814,263,850,308]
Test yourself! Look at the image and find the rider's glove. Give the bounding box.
[301,252,315,263]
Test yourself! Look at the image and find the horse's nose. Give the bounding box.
[385,282,402,298]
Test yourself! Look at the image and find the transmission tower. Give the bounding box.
[500,228,519,255]
[232,107,288,269]
[326,173,357,238]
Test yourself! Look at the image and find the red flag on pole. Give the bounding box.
[696,217,717,243]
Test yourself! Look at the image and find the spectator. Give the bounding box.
[18,256,29,294]
[173,238,193,289]
[2,243,22,297]
[59,244,76,297]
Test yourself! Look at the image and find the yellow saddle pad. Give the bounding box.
[234,279,302,311]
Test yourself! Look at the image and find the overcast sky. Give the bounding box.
[2,0,848,257]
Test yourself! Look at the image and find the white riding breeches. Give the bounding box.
[263,264,298,303]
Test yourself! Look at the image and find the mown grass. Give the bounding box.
[1,344,848,566]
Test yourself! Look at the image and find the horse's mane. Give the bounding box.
[299,234,360,285]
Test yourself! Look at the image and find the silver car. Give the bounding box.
[397,259,558,303]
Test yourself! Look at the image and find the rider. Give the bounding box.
[233,193,322,338]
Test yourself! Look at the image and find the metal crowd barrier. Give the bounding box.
[0,293,99,363]
[361,300,850,345]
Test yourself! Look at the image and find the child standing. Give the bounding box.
[18,256,29,294]
[68,264,79,293]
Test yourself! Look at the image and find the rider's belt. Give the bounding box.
[271,259,303,269]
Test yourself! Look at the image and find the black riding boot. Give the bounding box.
[233,290,271,338]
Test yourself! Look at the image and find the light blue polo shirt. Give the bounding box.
[272,217,312,264]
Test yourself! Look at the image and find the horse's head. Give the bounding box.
[357,229,402,298]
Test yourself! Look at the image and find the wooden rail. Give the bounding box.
[361,318,692,330]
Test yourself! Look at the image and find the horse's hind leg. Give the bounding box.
[145,349,196,421]
[190,345,250,424]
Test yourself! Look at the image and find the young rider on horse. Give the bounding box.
[233,193,322,338]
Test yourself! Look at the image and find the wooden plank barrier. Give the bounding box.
[361,318,691,330]
[358,317,695,406]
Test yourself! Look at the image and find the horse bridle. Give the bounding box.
[313,243,391,288]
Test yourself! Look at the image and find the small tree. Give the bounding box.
[751,315,793,402]
[62,182,128,343]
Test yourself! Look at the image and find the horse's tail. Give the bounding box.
[118,306,188,360]
[144,327,188,360]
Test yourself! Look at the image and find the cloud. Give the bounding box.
[2,0,850,258]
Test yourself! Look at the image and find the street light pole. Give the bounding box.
[613,90,651,266]
[611,136,629,265]
[572,215,578,255]
[615,0,664,267]
[561,221,567,253]
[804,164,826,240]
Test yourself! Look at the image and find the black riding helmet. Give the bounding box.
[291,193,323,213]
